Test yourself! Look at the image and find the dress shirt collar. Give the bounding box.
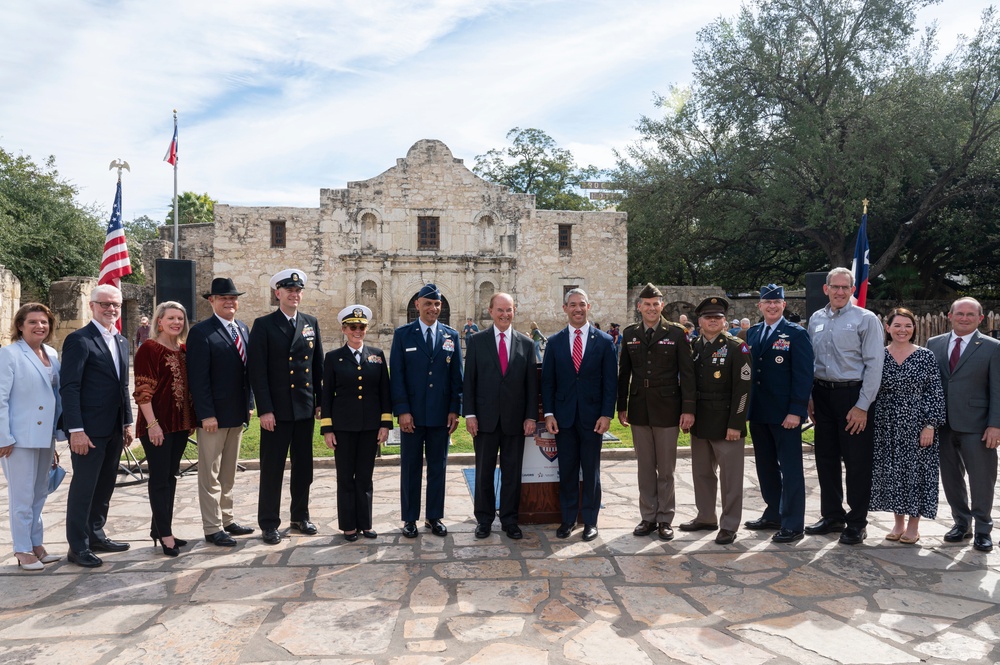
[949,330,976,347]
[569,322,590,337]
[215,313,238,330]
[90,319,117,338]
[419,320,437,338]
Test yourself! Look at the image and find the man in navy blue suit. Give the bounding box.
[541,288,618,542]
[186,277,256,547]
[390,284,463,538]
[744,284,814,543]
[61,284,134,567]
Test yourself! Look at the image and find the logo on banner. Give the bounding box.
[534,429,558,462]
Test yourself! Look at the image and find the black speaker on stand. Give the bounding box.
[804,272,828,320]
[155,259,197,321]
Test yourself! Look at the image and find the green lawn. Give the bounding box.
[235,415,815,459]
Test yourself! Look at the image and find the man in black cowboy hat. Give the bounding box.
[186,277,256,547]
[248,269,324,544]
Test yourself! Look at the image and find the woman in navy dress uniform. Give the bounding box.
[320,305,392,541]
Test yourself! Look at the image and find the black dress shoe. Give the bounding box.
[839,526,867,545]
[973,533,993,552]
[425,519,448,537]
[224,522,255,536]
[344,532,359,542]
[290,520,318,535]
[772,529,804,543]
[475,523,492,539]
[657,523,674,541]
[804,517,847,535]
[362,530,377,539]
[556,523,575,539]
[679,520,719,532]
[402,522,418,538]
[744,517,782,530]
[503,524,523,540]
[633,520,656,537]
[582,525,599,541]
[205,531,238,547]
[67,549,103,568]
[943,525,973,543]
[262,528,282,545]
[91,538,130,553]
[715,529,737,545]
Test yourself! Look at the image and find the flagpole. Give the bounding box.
[172,109,179,259]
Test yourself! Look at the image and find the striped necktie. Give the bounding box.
[230,323,246,364]
[572,329,583,373]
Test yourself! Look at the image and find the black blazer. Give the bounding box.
[60,321,133,438]
[248,310,323,421]
[186,315,254,429]
[463,326,538,435]
[319,344,392,433]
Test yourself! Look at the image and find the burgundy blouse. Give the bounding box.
[132,340,196,438]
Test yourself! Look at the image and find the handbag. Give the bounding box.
[47,449,66,495]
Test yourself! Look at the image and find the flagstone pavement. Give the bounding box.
[1,447,999,665]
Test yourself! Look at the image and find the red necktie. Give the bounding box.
[572,329,583,373]
[499,331,508,375]
[949,337,962,373]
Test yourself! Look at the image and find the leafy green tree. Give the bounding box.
[165,191,216,225]
[0,148,105,300]
[474,128,601,210]
[617,0,1000,296]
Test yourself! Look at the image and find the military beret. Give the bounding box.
[695,296,730,317]
[759,284,784,300]
[638,283,663,299]
[338,304,372,325]
[270,268,307,290]
[417,283,442,300]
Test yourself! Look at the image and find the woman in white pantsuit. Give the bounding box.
[0,303,64,570]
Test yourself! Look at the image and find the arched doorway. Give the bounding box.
[407,292,451,325]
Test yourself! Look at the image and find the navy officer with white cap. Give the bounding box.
[389,283,463,538]
[320,305,392,541]
[248,268,324,544]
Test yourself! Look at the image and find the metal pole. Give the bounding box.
[172,109,179,259]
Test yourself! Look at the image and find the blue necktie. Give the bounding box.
[426,326,433,352]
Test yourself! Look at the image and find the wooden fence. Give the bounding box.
[877,311,1000,346]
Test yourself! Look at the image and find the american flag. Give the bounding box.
[99,180,132,330]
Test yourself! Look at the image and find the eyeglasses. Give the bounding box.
[92,301,122,310]
[827,285,853,292]
[346,324,367,331]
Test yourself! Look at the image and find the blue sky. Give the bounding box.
[0,0,994,222]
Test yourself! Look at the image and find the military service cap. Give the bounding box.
[695,296,730,317]
[338,305,372,325]
[759,284,784,300]
[417,283,442,300]
[270,268,307,290]
[637,283,663,299]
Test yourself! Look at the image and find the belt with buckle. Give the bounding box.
[813,379,863,389]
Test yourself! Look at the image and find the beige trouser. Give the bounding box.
[197,426,244,535]
[689,435,745,531]
[632,426,679,523]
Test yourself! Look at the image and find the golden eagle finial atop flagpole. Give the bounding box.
[862,198,869,215]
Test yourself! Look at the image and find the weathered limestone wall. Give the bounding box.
[158,223,215,322]
[0,265,21,346]
[48,277,99,352]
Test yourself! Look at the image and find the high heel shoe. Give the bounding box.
[151,531,187,548]
[151,536,180,557]
[15,552,44,571]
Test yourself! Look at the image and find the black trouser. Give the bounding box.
[556,418,603,526]
[812,382,874,529]
[258,419,314,530]
[141,430,189,539]
[333,430,379,532]
[66,428,124,553]
[473,429,525,527]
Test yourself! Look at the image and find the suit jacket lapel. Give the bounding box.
[86,322,119,377]
[486,326,504,374]
[17,339,50,383]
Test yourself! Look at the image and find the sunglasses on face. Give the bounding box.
[346,324,367,331]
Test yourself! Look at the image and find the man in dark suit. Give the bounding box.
[928,297,1000,552]
[744,284,814,543]
[61,284,134,567]
[542,288,618,542]
[248,269,324,545]
[463,293,538,540]
[617,283,695,542]
[186,277,256,548]
[390,283,463,538]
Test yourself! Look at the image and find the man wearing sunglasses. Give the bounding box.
[60,284,134,567]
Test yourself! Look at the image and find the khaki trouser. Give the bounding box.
[689,435,745,531]
[197,426,244,535]
[632,426,679,523]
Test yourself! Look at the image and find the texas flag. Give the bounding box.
[163,124,178,165]
[851,213,870,307]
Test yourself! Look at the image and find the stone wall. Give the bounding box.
[0,265,21,346]
[49,277,99,352]
[157,223,215,322]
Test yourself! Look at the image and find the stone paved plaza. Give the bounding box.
[1,448,999,664]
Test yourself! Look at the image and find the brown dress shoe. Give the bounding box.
[715,529,737,545]
[633,520,656,536]
[657,523,674,541]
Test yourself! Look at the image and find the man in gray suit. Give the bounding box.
[928,297,1000,552]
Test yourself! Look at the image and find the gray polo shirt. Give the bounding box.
[808,301,884,411]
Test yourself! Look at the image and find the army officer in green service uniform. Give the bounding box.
[682,296,752,545]
[617,283,696,542]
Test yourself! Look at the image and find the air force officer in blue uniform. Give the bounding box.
[390,284,463,538]
[542,288,618,542]
[744,284,814,543]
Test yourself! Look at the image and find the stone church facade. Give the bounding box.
[167,139,628,348]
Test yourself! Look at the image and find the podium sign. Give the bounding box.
[518,365,563,523]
